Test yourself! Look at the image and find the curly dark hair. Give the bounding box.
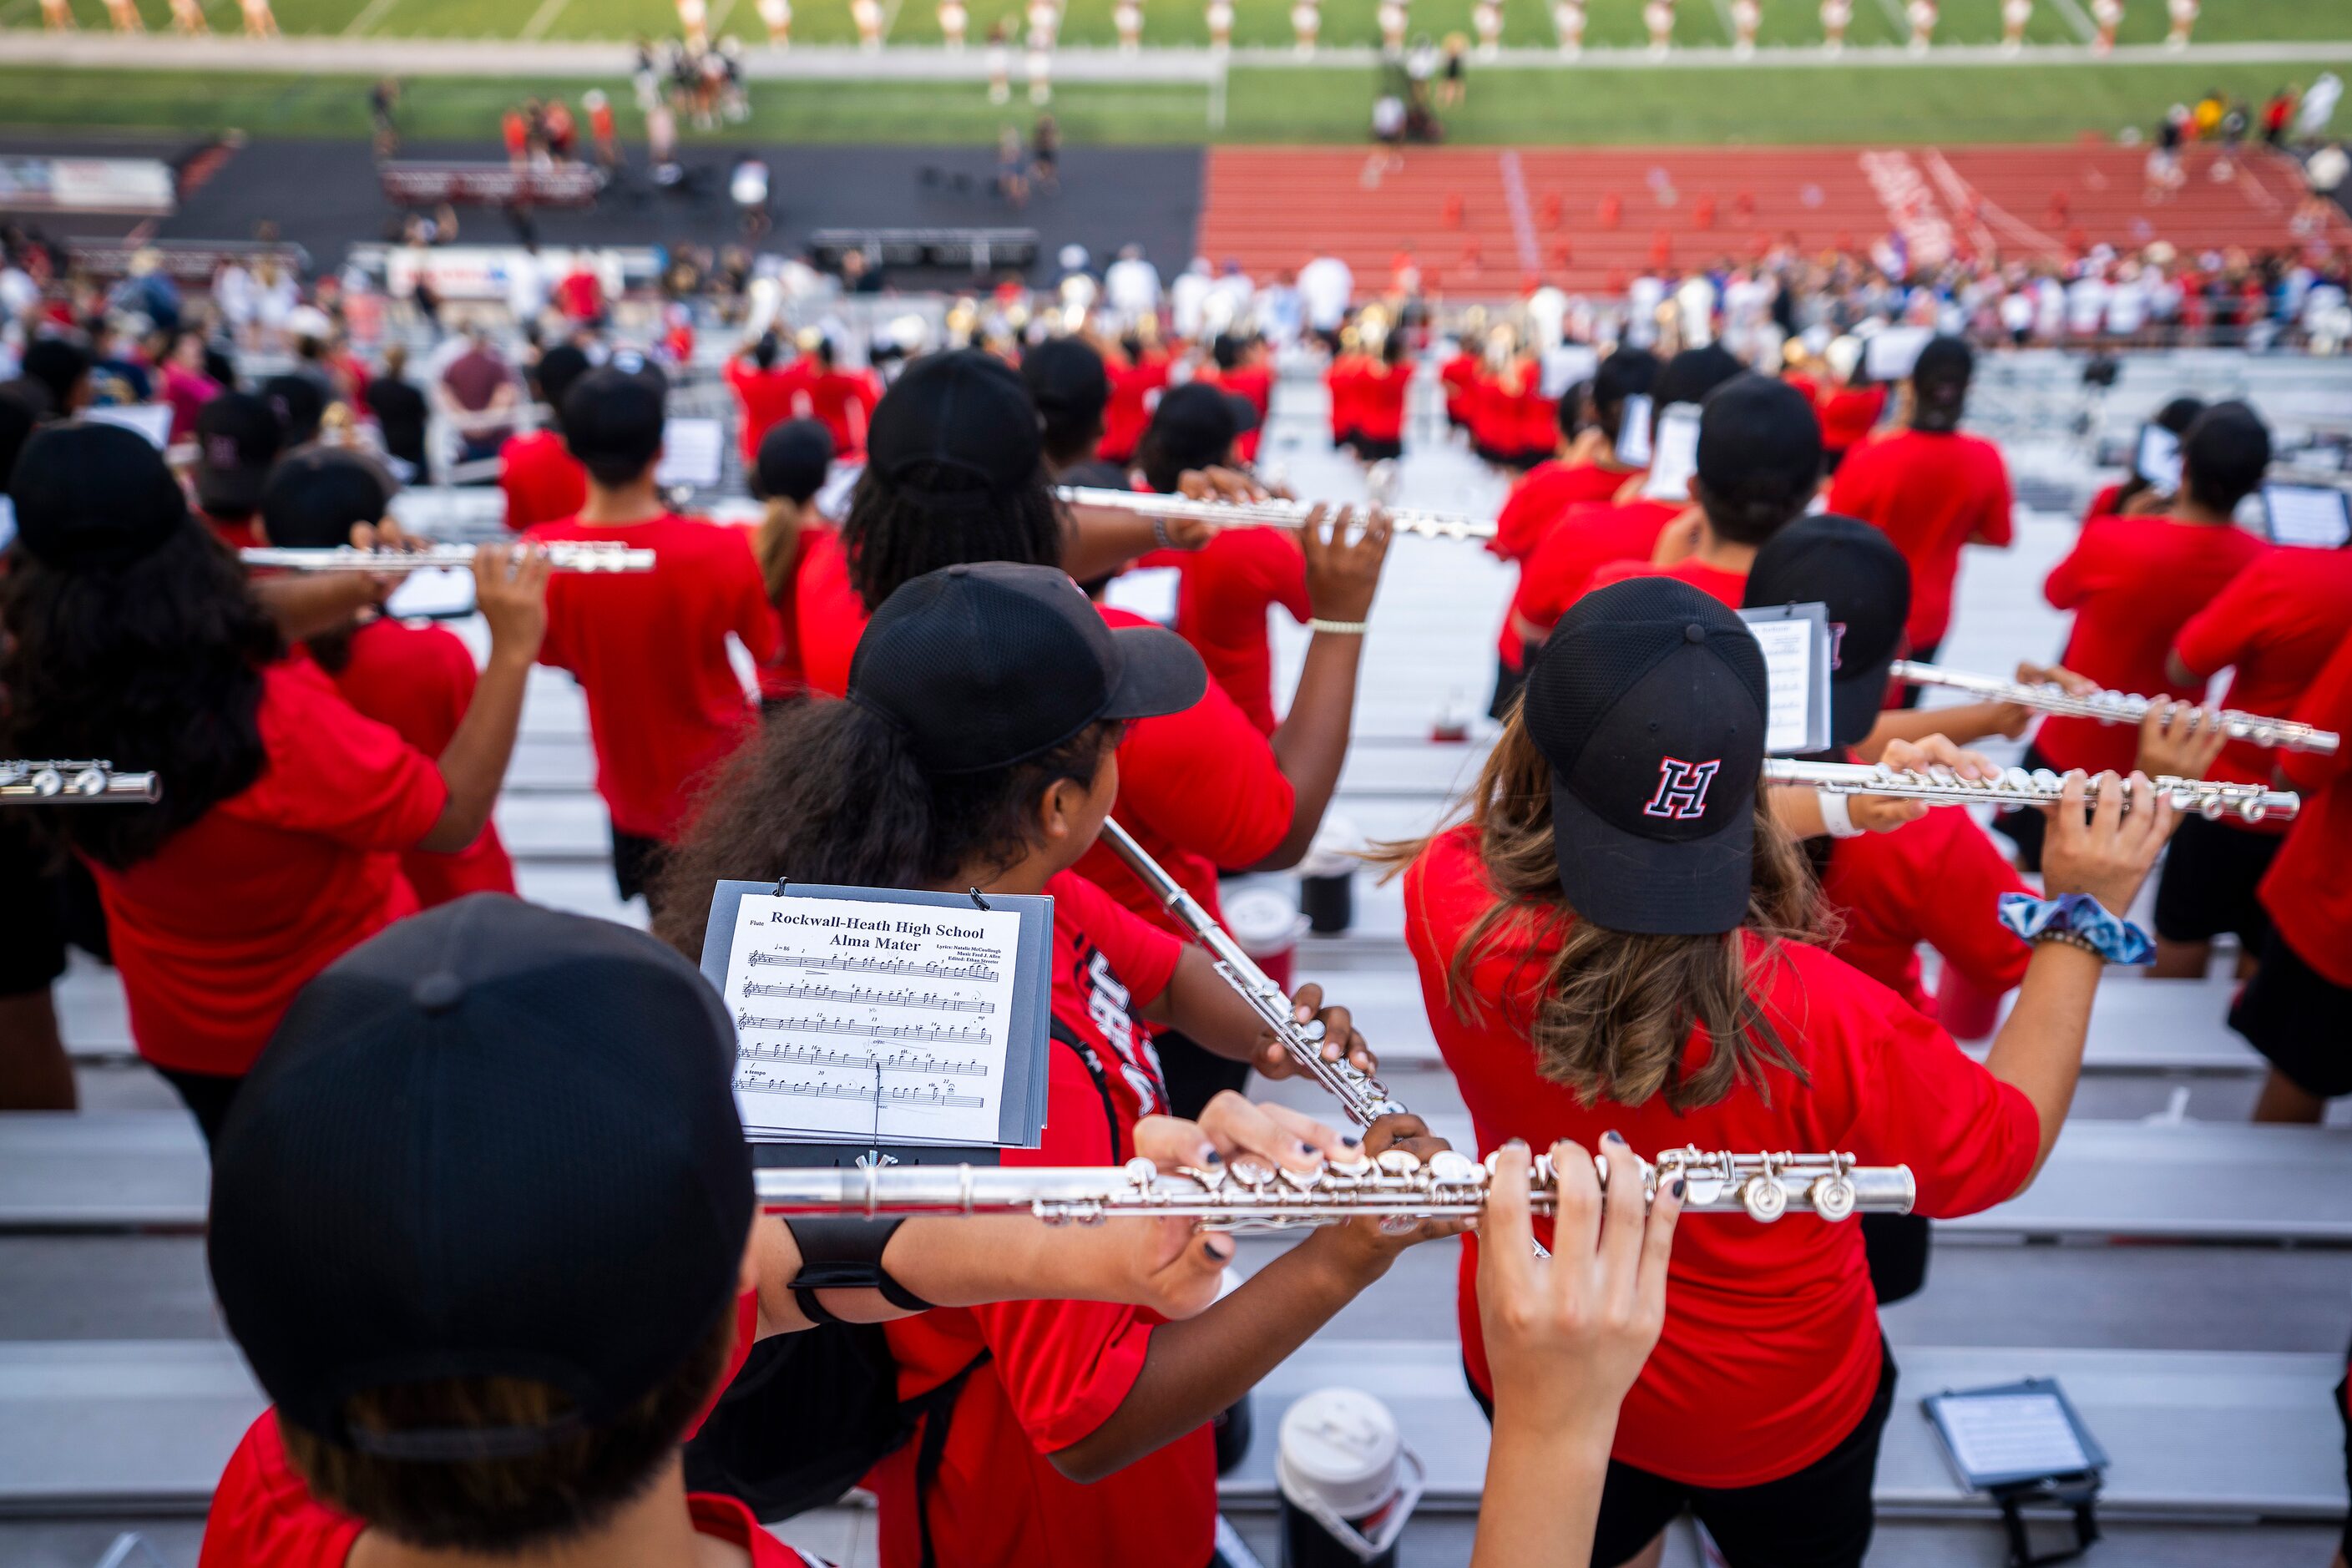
[838,459,1064,615]
[0,527,282,868]
[651,701,1117,959]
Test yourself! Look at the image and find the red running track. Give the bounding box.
[1197,143,2346,296]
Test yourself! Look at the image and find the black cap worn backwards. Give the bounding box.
[755,417,835,506]
[261,447,397,551]
[207,896,751,1459]
[195,391,285,518]
[9,422,191,571]
[1743,513,1911,750]
[263,374,327,449]
[562,363,670,479]
[1144,382,1258,472]
[848,561,1205,773]
[867,349,1042,496]
[1592,346,1662,415]
[1650,345,1747,427]
[1021,336,1111,425]
[1521,577,1768,936]
[1909,335,1974,432]
[1695,374,1824,532]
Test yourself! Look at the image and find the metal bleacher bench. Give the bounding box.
[0,1338,2339,1523]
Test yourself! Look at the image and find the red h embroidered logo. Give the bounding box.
[1643,756,1721,820]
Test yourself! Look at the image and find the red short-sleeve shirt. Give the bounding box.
[496,429,588,533]
[1171,526,1310,734]
[1404,824,2038,1488]
[324,620,518,907]
[88,660,448,1076]
[1828,427,2014,650]
[726,357,815,468]
[2037,518,2269,778]
[1819,804,2034,1012]
[1584,554,1748,609]
[2172,548,2352,809]
[2260,630,2352,987]
[528,514,779,841]
[1492,461,1644,566]
[1510,498,1683,652]
[872,872,1212,1568]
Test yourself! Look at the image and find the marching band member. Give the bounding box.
[1393,575,2176,1568]
[758,0,792,45]
[749,418,837,711]
[657,560,1453,1568]
[39,0,73,30]
[853,0,884,48]
[104,0,144,33]
[1206,0,1233,50]
[1731,0,1758,56]
[1380,0,1409,55]
[936,0,965,47]
[1820,0,1850,53]
[1292,0,1319,55]
[0,424,545,1145]
[1906,0,1936,52]
[2001,0,2031,52]
[988,18,1013,101]
[1115,0,1143,52]
[170,0,210,30]
[2092,0,2122,54]
[2167,0,2196,48]
[499,343,592,531]
[1473,0,1501,59]
[1643,0,1672,56]
[1552,0,1584,55]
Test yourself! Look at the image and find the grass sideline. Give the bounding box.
[0,59,2329,146]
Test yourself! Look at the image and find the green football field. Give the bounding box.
[1,0,2343,50]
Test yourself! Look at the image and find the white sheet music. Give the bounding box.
[655,416,726,489]
[1615,394,1654,467]
[2265,484,2352,549]
[1746,616,1818,754]
[85,402,174,449]
[1641,403,1701,500]
[720,891,1024,1144]
[1864,325,1932,382]
[1936,1393,2091,1479]
[2133,424,2182,493]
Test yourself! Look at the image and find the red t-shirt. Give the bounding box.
[1439,352,1480,423]
[497,430,587,534]
[873,872,1214,1568]
[1101,358,1169,463]
[1508,498,1682,657]
[1206,363,1272,463]
[1819,805,2033,1013]
[792,527,868,701]
[1070,604,1294,935]
[528,514,779,841]
[325,620,518,908]
[1817,385,1886,454]
[89,660,446,1076]
[1585,554,1748,609]
[200,1400,827,1568]
[2172,548,2352,812]
[807,371,880,459]
[726,357,814,468]
[1171,526,1310,734]
[1324,356,1366,442]
[1354,364,1410,444]
[1491,461,1643,566]
[2259,629,2352,987]
[1404,823,2038,1488]
[2038,518,2269,778]
[2081,480,2127,526]
[1828,428,2015,650]
[554,268,603,322]
[756,524,829,704]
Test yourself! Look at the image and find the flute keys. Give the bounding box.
[1374,1149,1423,1177]
[1229,1154,1277,1187]
[1740,1175,1790,1222]
[1427,1150,1480,1187]
[1329,1155,1376,1181]
[1808,1174,1858,1222]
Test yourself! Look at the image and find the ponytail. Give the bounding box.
[753,498,807,606]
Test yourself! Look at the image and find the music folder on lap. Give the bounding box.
[698,879,1055,1169]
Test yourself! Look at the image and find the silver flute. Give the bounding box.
[1098,817,1407,1127]
[1890,661,2339,756]
[0,761,159,803]
[1055,485,1500,544]
[240,543,656,573]
[755,1146,1916,1230]
[1764,758,2300,824]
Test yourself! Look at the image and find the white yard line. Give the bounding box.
[341,0,402,37]
[1871,0,1909,38]
[2045,0,2097,44]
[517,0,573,42]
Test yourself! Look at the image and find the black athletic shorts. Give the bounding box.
[2229,925,2352,1099]
[158,1065,244,1151]
[2152,812,2280,946]
[611,824,667,912]
[1860,1211,1930,1305]
[1154,1028,1251,1123]
[0,815,67,998]
[1353,436,1403,463]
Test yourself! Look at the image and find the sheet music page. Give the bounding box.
[1641,403,1700,499]
[655,417,726,489]
[1616,394,1654,467]
[2133,424,2182,493]
[85,402,174,449]
[1743,614,1819,754]
[1936,1393,2090,1479]
[2265,484,2352,549]
[720,892,1024,1144]
[1864,325,1931,382]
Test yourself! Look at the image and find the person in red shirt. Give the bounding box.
[1022,334,1126,488]
[1813,364,1886,474]
[193,894,1285,1568]
[259,448,521,908]
[1099,333,1168,464]
[2233,624,2352,1125]
[1196,332,1272,465]
[1349,331,1411,463]
[2162,544,2352,980]
[1995,402,2273,872]
[0,423,545,1145]
[526,364,780,912]
[725,331,812,469]
[1503,344,1744,699]
[749,417,835,710]
[497,341,590,531]
[813,351,1388,1116]
[655,561,1449,1568]
[1583,371,1823,611]
[1388,575,2176,1568]
[1323,331,1368,456]
[802,338,880,459]
[2081,394,2203,525]
[1135,382,1304,733]
[554,260,605,327]
[1439,335,1481,437]
[1827,336,2013,673]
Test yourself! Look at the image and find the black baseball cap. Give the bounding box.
[195,391,285,517]
[1743,513,1911,749]
[1146,382,1258,468]
[562,364,669,478]
[1521,577,1768,936]
[264,374,327,448]
[867,349,1041,495]
[1021,336,1110,425]
[1909,336,1973,432]
[1651,345,1746,425]
[1592,346,1661,415]
[848,561,1204,773]
[754,417,834,505]
[532,344,594,417]
[261,447,397,551]
[208,896,751,1459]
[1695,374,1824,524]
[8,421,191,571]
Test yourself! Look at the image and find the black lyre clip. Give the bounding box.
[967,888,992,911]
[771,876,791,898]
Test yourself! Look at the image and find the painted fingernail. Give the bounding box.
[1204,1237,1234,1262]
[1195,1144,1216,1166]
[1341,1135,1362,1148]
[1672,1178,1687,1199]
[1504,1138,1529,1151]
[1300,1141,1319,1156]
[1204,1151,1222,1164]
[1603,1129,1626,1145]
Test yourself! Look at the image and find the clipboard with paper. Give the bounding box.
[1737,602,1833,756]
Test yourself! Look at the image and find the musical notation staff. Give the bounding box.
[730,1074,987,1111]
[741,979,999,1014]
[747,950,1001,984]
[735,1011,993,1048]
[738,1041,993,1077]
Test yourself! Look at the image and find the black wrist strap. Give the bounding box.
[781,1216,938,1323]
